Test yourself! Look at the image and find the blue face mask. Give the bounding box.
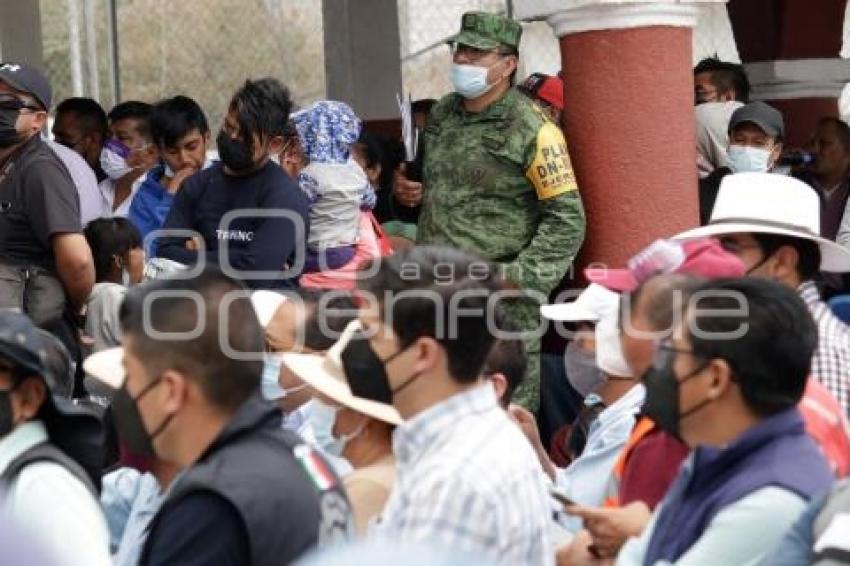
[727,144,772,173]
[451,63,493,100]
[308,398,367,458]
[261,354,287,400]
[261,354,308,401]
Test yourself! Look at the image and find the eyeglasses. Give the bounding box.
[718,238,762,255]
[0,94,41,112]
[652,339,698,370]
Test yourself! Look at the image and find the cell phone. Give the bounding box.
[549,487,576,507]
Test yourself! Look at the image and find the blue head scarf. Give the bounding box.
[292,100,362,164]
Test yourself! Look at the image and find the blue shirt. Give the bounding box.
[128,164,174,246]
[556,384,645,532]
[101,468,163,566]
[157,161,310,289]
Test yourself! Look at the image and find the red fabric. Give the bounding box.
[369,211,394,257]
[119,442,154,474]
[618,426,689,510]
[800,378,850,478]
[299,211,388,290]
[536,77,565,110]
[549,423,574,468]
[586,239,745,292]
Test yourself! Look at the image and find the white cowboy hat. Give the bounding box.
[673,172,850,273]
[282,320,402,426]
[82,346,125,389]
[251,290,287,328]
[540,283,620,322]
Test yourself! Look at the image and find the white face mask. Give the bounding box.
[100,138,134,180]
[451,63,494,100]
[727,144,772,173]
[564,341,605,398]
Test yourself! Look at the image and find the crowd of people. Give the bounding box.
[0,8,848,566]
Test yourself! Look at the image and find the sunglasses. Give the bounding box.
[0,94,41,112]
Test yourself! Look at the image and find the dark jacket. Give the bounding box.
[157,162,310,289]
[140,397,352,565]
[645,408,833,564]
[698,167,731,225]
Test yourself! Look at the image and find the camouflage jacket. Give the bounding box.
[417,88,585,295]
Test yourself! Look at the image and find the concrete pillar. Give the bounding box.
[322,0,403,121]
[0,0,44,68]
[728,0,850,147]
[514,0,719,271]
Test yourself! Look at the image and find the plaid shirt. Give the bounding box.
[799,281,850,417]
[372,385,553,565]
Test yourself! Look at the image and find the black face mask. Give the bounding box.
[0,387,16,436]
[640,358,711,440]
[216,130,255,173]
[341,332,418,404]
[0,108,22,148]
[110,377,174,459]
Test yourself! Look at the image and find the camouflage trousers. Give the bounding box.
[502,299,543,412]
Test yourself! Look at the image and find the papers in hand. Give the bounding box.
[397,92,418,162]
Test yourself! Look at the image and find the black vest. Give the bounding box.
[140,397,352,565]
[2,440,96,495]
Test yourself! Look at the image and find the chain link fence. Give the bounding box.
[398,0,508,101]
[42,0,326,137]
[39,1,850,126]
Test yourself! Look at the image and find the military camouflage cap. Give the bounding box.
[447,11,522,51]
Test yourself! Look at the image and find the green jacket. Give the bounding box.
[418,88,585,296]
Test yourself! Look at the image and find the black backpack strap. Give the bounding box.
[1,441,97,496]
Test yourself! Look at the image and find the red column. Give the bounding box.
[514,0,710,272]
[560,24,698,271]
[728,0,849,148]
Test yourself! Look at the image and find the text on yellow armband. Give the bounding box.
[525,121,578,200]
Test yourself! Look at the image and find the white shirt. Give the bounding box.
[46,139,104,226]
[0,421,111,566]
[283,400,312,433]
[98,175,144,218]
[85,281,127,352]
[373,385,554,566]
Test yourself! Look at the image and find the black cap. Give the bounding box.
[729,101,784,139]
[0,311,92,419]
[0,62,52,110]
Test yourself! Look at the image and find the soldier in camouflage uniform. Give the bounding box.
[417,12,586,411]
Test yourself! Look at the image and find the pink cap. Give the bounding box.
[585,238,746,292]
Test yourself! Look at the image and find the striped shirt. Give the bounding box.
[799,281,850,417]
[372,385,553,565]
